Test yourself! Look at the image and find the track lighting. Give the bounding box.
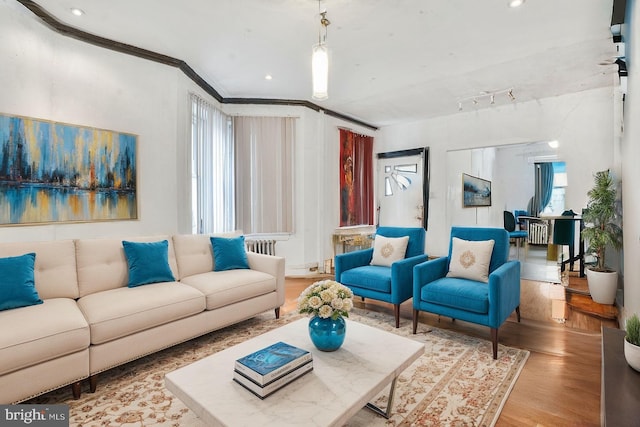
[457,88,515,112]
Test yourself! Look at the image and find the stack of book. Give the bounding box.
[233,341,313,399]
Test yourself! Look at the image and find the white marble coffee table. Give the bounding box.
[165,317,424,427]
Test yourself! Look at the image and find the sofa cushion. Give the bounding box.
[0,253,42,311]
[0,298,89,375]
[421,277,490,314]
[0,240,79,300]
[77,282,205,345]
[340,265,392,293]
[211,236,249,271]
[370,235,409,267]
[172,233,242,280]
[446,238,495,283]
[122,240,176,287]
[76,236,179,298]
[180,269,276,310]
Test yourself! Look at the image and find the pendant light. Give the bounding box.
[312,3,330,100]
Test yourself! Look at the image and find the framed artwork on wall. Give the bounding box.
[339,129,374,227]
[462,173,491,207]
[0,113,137,225]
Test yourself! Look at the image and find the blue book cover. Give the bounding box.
[235,342,312,385]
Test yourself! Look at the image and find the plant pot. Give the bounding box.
[624,339,640,372]
[586,268,618,305]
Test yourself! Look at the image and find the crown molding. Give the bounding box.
[15,0,378,131]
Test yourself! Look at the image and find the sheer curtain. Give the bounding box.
[234,116,294,234]
[190,94,234,234]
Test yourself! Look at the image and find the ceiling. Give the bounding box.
[23,0,619,128]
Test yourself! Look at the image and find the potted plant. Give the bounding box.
[624,314,640,371]
[580,169,623,304]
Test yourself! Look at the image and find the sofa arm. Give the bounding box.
[391,254,429,284]
[488,260,521,327]
[413,257,449,304]
[334,248,374,281]
[247,252,286,306]
[389,254,429,303]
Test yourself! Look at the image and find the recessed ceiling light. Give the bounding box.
[508,0,525,8]
[265,75,273,80]
[70,8,85,16]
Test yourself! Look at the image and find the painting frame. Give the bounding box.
[462,173,491,207]
[0,113,138,226]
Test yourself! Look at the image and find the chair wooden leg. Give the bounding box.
[89,374,98,393]
[274,307,280,319]
[71,381,81,399]
[515,306,521,322]
[491,328,498,359]
[393,304,400,328]
[412,309,419,334]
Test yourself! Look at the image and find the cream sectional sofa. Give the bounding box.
[0,234,285,404]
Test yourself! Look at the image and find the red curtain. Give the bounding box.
[339,129,373,226]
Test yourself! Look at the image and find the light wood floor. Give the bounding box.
[283,277,602,427]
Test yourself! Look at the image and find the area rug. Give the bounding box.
[29,309,529,426]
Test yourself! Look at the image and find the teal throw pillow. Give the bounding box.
[211,235,250,271]
[0,252,43,311]
[122,240,176,287]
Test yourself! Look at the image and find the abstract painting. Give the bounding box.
[463,173,491,207]
[0,114,137,225]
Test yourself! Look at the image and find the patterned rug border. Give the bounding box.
[29,308,530,426]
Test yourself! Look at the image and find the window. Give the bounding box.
[234,117,295,234]
[191,96,295,235]
[542,161,567,215]
[190,94,234,234]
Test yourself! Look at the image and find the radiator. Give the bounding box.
[528,222,548,245]
[245,239,277,256]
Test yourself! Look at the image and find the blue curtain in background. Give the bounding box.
[528,162,554,215]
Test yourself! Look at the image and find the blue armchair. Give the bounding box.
[412,227,520,359]
[335,227,427,328]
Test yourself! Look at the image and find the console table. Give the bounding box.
[332,226,375,255]
[601,327,640,426]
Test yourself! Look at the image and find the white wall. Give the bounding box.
[377,87,617,257]
[0,1,375,276]
[621,0,639,319]
[0,1,181,242]
[2,1,626,289]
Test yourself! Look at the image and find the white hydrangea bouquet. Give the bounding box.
[297,280,354,320]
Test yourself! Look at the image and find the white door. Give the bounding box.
[377,150,425,227]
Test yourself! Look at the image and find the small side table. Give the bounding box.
[601,327,640,426]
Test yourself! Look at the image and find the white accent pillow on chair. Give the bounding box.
[370,235,409,267]
[446,237,495,283]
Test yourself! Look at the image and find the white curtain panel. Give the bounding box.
[234,116,294,234]
[190,94,234,234]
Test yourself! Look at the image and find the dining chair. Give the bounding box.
[503,211,528,259]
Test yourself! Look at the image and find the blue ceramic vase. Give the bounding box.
[308,315,346,351]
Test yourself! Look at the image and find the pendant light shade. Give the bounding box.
[312,43,329,100]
